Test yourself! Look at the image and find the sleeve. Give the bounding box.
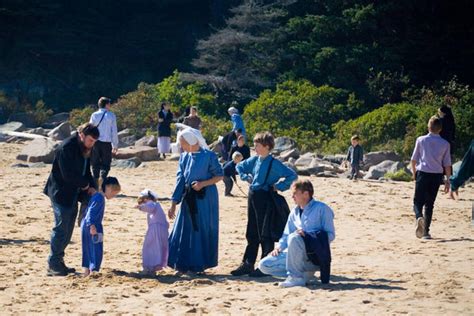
[273,160,298,191]
[86,158,97,189]
[58,146,89,189]
[208,151,224,177]
[411,138,421,162]
[85,195,104,227]
[359,146,364,162]
[138,201,156,214]
[89,113,95,124]
[236,157,255,181]
[278,212,297,251]
[171,154,187,203]
[442,143,452,167]
[111,113,119,149]
[450,141,474,191]
[346,147,351,161]
[322,206,336,242]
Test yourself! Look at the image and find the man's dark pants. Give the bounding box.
[91,141,112,181]
[413,171,443,235]
[48,197,78,269]
[223,176,234,195]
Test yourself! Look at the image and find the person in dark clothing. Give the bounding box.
[229,135,251,161]
[438,105,456,155]
[220,129,242,161]
[346,135,363,180]
[157,102,174,158]
[43,123,99,276]
[222,151,244,196]
[449,140,473,199]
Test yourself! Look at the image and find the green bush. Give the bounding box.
[385,169,412,182]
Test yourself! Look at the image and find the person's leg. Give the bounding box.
[353,164,360,179]
[258,251,288,278]
[423,173,442,236]
[413,171,426,220]
[48,201,77,272]
[100,142,112,180]
[242,192,261,265]
[223,176,233,196]
[91,141,101,180]
[286,232,318,279]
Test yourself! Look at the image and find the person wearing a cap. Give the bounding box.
[89,97,119,190]
[228,103,246,137]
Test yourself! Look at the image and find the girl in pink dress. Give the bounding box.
[136,189,169,275]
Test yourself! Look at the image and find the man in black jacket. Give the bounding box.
[44,123,99,276]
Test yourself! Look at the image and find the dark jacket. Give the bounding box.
[43,133,96,207]
[440,116,456,154]
[347,144,363,165]
[303,230,331,284]
[221,131,237,154]
[223,160,237,180]
[158,110,174,137]
[229,144,251,161]
[450,140,473,191]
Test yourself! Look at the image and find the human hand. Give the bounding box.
[112,148,118,155]
[158,118,164,123]
[168,205,176,219]
[449,189,459,200]
[90,225,97,235]
[191,181,204,191]
[271,247,281,257]
[246,174,253,184]
[443,179,450,193]
[296,228,305,237]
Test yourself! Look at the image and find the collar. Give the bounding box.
[428,132,441,137]
[297,198,316,216]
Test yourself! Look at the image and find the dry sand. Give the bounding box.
[0,142,473,315]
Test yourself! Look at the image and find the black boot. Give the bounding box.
[230,262,254,276]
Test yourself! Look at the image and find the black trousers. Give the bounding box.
[350,163,360,179]
[223,176,234,195]
[91,141,112,180]
[243,189,275,265]
[413,171,443,234]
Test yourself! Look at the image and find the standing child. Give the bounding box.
[231,132,297,277]
[223,151,244,197]
[411,116,451,239]
[81,177,121,276]
[136,189,169,275]
[346,135,363,180]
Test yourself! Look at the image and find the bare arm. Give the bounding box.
[411,160,417,180]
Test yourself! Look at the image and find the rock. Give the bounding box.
[322,154,346,165]
[273,137,297,155]
[363,151,402,171]
[118,128,132,137]
[283,161,297,173]
[119,135,138,148]
[315,171,338,178]
[134,135,157,147]
[363,160,407,180]
[11,163,29,168]
[8,113,36,128]
[47,122,73,141]
[168,154,180,161]
[295,153,318,167]
[111,157,142,169]
[0,133,8,142]
[29,162,48,168]
[209,140,223,155]
[26,127,48,136]
[0,121,25,133]
[16,138,60,163]
[279,148,300,161]
[42,112,70,129]
[114,146,160,161]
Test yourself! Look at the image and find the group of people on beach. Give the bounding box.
[43,97,472,288]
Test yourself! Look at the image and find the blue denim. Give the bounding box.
[48,198,78,268]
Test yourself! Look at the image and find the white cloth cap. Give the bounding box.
[177,126,208,150]
[227,106,238,114]
[139,189,158,200]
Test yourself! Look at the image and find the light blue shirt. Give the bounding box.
[236,155,297,191]
[278,199,335,250]
[411,133,451,174]
[231,113,246,135]
[90,109,119,148]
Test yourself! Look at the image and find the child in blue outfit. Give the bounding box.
[81,177,121,276]
[223,151,244,196]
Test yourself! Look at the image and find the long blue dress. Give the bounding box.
[81,192,105,271]
[168,148,223,272]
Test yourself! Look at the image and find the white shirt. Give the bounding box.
[89,108,119,148]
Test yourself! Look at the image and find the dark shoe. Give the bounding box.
[225,193,234,197]
[47,266,68,276]
[230,262,254,276]
[249,268,268,278]
[60,260,76,274]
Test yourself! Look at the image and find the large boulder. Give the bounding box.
[322,154,346,165]
[26,127,49,136]
[111,157,142,169]
[117,129,136,148]
[135,135,157,147]
[273,137,297,155]
[279,148,300,161]
[363,160,407,180]
[295,152,318,167]
[47,122,73,141]
[114,146,160,161]
[16,138,60,163]
[8,113,36,128]
[0,121,25,133]
[363,151,402,171]
[42,112,70,129]
[296,158,326,175]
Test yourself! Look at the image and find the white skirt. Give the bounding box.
[157,137,171,153]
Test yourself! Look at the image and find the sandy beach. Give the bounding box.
[0,142,473,315]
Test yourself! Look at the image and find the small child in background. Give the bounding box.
[136,189,169,275]
[223,151,244,197]
[346,135,364,180]
[81,177,121,276]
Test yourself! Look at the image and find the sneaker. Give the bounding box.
[415,217,425,239]
[422,234,432,240]
[279,276,306,288]
[230,262,254,276]
[249,268,268,278]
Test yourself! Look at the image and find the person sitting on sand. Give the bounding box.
[258,180,335,287]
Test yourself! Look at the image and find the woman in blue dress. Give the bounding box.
[168,127,223,274]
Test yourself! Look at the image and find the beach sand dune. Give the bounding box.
[0,142,472,315]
